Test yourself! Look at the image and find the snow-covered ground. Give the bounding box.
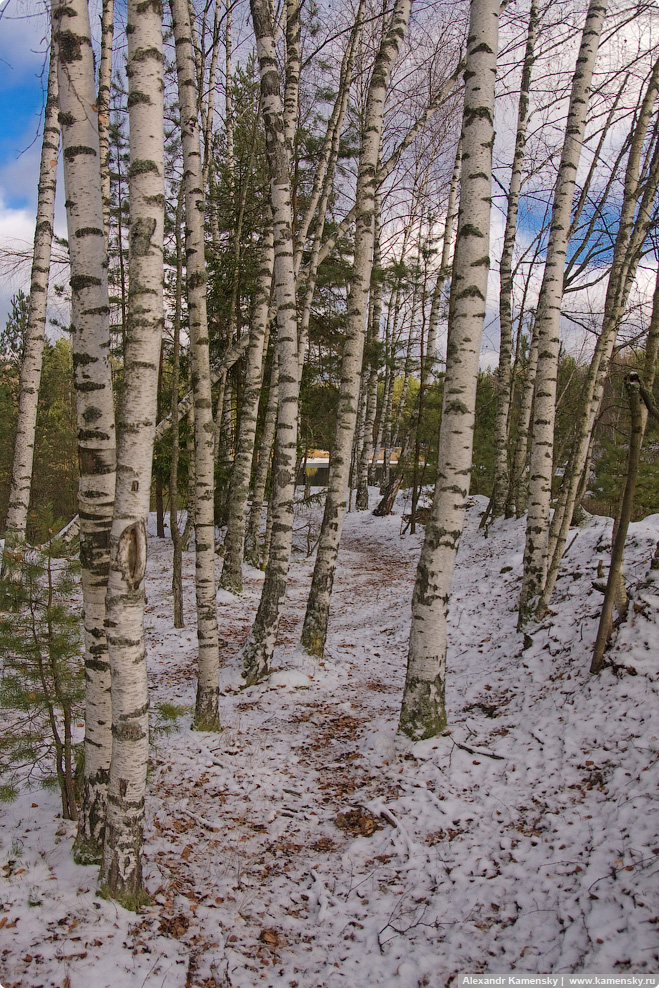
[1,493,658,987]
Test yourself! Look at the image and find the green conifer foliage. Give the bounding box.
[0,516,83,819]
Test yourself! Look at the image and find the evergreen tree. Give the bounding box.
[0,518,83,820]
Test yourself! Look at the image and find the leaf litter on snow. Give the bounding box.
[1,493,658,987]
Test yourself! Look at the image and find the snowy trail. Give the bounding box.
[1,496,658,987]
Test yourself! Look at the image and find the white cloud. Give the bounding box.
[0,189,69,331]
[0,192,36,325]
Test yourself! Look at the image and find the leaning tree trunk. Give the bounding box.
[294,1,364,382]
[172,0,221,731]
[591,377,643,672]
[4,39,60,551]
[221,220,274,592]
[53,0,117,863]
[100,0,164,910]
[518,0,607,626]
[300,0,414,658]
[241,0,301,685]
[591,273,659,672]
[487,0,536,524]
[537,54,659,615]
[399,0,498,741]
[293,0,364,277]
[244,349,278,567]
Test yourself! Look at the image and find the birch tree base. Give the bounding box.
[73,773,109,864]
[242,637,270,686]
[193,693,221,732]
[398,674,447,741]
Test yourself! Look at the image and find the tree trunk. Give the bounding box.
[591,377,643,672]
[154,333,250,444]
[518,0,607,626]
[53,0,117,863]
[487,0,536,524]
[591,272,659,671]
[4,39,60,550]
[355,219,382,509]
[221,221,274,591]
[98,0,114,241]
[244,350,278,567]
[170,185,185,629]
[425,137,461,384]
[172,0,221,731]
[506,318,538,519]
[241,0,301,684]
[399,0,498,741]
[293,1,364,278]
[300,0,413,658]
[100,0,164,909]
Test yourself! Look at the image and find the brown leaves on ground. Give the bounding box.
[159,913,190,938]
[259,927,283,949]
[334,806,380,837]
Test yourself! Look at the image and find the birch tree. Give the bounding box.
[486,0,537,524]
[399,0,498,740]
[355,194,383,510]
[244,350,278,567]
[221,220,274,592]
[52,0,116,861]
[98,0,114,240]
[517,0,608,625]
[241,0,301,684]
[100,0,164,908]
[171,0,221,731]
[300,0,414,658]
[4,40,60,552]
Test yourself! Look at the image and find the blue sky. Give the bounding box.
[0,0,58,325]
[0,2,51,200]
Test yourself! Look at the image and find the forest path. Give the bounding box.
[138,500,659,986]
[139,499,431,986]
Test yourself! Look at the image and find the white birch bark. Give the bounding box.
[153,334,250,443]
[53,0,116,861]
[283,0,300,156]
[225,0,234,187]
[488,0,536,523]
[221,220,274,592]
[506,319,538,518]
[4,41,60,547]
[518,0,607,626]
[244,350,278,567]
[100,0,164,908]
[171,0,221,730]
[98,0,114,240]
[241,0,300,684]
[170,184,185,630]
[399,0,498,740]
[425,138,461,384]
[356,195,383,510]
[300,0,413,657]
